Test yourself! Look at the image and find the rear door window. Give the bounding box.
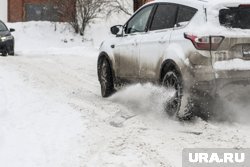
[176,5,197,26]
[220,6,250,29]
[150,4,178,31]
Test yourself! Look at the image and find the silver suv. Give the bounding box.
[98,0,250,119]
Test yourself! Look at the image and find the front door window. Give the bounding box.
[125,5,154,34]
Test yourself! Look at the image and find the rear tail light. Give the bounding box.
[184,33,224,51]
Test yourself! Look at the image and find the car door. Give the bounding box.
[115,5,154,80]
[139,3,178,80]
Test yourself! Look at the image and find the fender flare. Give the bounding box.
[159,59,182,82]
[159,43,193,86]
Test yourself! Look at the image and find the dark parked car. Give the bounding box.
[0,20,15,56]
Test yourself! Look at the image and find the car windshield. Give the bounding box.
[219,6,250,29]
[0,22,8,31]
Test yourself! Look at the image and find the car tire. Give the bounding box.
[2,51,7,56]
[99,58,114,97]
[162,69,194,120]
[8,50,15,56]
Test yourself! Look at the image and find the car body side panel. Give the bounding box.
[115,34,140,79]
[99,39,137,83]
[99,39,118,76]
[139,29,172,80]
[164,20,216,89]
[161,43,194,86]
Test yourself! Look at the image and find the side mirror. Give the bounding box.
[110,25,123,35]
[10,28,15,32]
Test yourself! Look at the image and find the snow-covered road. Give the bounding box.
[0,21,250,167]
[0,51,250,167]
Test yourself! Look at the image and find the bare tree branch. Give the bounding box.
[49,0,133,36]
[106,0,133,17]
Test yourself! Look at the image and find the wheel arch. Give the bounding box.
[159,59,183,83]
[159,42,194,86]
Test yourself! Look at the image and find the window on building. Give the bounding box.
[25,4,59,21]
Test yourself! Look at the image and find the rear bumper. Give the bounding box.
[215,70,250,79]
[193,69,250,94]
[214,70,250,89]
[185,63,250,93]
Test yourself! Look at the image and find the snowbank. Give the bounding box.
[7,22,93,56]
[7,12,130,56]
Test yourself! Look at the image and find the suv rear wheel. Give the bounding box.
[162,69,193,120]
[99,58,114,97]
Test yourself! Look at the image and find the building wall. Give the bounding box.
[8,0,53,22]
[8,0,23,22]
[0,0,8,22]
[134,0,153,11]
[8,0,74,22]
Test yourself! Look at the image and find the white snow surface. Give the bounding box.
[0,21,250,167]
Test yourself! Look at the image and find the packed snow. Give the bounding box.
[0,20,250,167]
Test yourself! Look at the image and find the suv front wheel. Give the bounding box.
[99,58,114,97]
[162,69,193,120]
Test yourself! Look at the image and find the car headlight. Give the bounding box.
[0,37,7,42]
[0,36,13,42]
